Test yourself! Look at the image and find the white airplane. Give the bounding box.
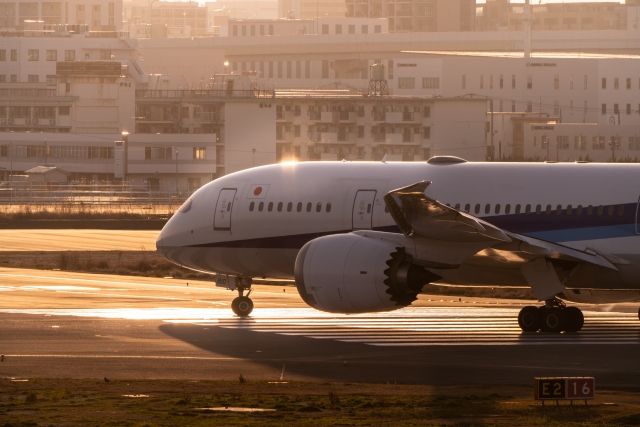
[156,156,640,333]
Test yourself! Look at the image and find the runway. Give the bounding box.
[2,267,640,386]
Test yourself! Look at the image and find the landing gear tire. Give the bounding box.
[232,296,254,317]
[564,306,584,332]
[541,307,567,333]
[518,306,541,332]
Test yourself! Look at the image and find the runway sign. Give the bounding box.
[534,377,595,401]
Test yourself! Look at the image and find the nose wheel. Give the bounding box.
[231,284,253,317]
[517,298,583,333]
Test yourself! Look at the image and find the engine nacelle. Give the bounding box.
[294,233,440,314]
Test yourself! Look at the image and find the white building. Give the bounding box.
[0,0,123,30]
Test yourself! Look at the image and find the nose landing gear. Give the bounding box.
[231,284,254,317]
[517,298,583,333]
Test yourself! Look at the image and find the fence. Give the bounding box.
[0,182,192,209]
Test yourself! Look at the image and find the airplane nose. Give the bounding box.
[156,229,164,251]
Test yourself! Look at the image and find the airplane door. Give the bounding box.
[214,188,236,230]
[352,190,377,230]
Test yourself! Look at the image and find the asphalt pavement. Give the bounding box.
[1,267,640,388]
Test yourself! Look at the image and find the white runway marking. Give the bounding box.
[183,308,640,346]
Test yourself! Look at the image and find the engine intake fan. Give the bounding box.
[295,233,441,314]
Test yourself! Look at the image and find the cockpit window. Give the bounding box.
[178,198,192,213]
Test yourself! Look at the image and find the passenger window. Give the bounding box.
[515,204,521,214]
[597,205,604,216]
[556,205,562,215]
[607,205,614,216]
[495,204,501,214]
[525,204,531,214]
[484,204,490,214]
[306,202,312,212]
[367,204,372,214]
[227,202,232,212]
[618,205,624,216]
[259,202,264,212]
[546,205,552,215]
[535,205,541,215]
[316,202,322,212]
[474,204,480,214]
[277,202,283,212]
[576,205,583,215]
[455,203,460,210]
[566,205,572,215]
[505,204,510,214]
[465,204,470,213]
[249,202,255,212]
[287,202,293,212]
[326,202,332,213]
[587,205,593,215]
[297,202,302,212]
[268,202,273,212]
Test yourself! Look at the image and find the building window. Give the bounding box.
[398,77,415,89]
[602,103,606,115]
[627,104,631,115]
[462,74,466,89]
[489,75,493,89]
[193,147,206,159]
[349,24,355,34]
[423,127,431,139]
[269,24,274,35]
[59,106,70,115]
[10,50,17,61]
[512,74,516,89]
[357,126,365,138]
[46,75,56,86]
[145,147,172,160]
[278,61,283,78]
[27,75,39,83]
[0,50,5,61]
[232,25,237,36]
[602,78,606,89]
[374,25,381,33]
[259,25,264,36]
[10,74,17,82]
[335,24,342,34]
[614,104,619,114]
[64,50,75,61]
[100,50,111,60]
[294,125,301,137]
[0,75,5,82]
[46,50,57,61]
[627,78,631,90]
[322,24,329,34]
[614,78,619,89]
[322,60,329,79]
[553,101,559,116]
[361,25,368,33]
[422,77,439,89]
[527,75,532,89]
[554,74,559,90]
[480,74,483,89]
[499,74,503,89]
[28,49,39,61]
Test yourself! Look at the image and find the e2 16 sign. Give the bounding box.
[534,377,595,402]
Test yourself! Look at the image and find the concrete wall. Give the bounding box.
[223,101,276,174]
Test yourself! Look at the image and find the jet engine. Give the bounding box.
[294,233,441,314]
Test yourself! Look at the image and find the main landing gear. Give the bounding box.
[518,298,584,333]
[231,283,254,317]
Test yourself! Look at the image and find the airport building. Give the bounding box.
[0,0,123,30]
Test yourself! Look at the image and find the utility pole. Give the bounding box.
[490,99,494,161]
[610,137,615,163]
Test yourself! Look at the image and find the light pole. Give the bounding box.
[175,147,179,195]
[252,148,256,167]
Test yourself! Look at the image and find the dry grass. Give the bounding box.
[0,378,639,426]
[0,204,175,220]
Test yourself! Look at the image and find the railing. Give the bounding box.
[194,112,222,122]
[136,89,275,99]
[0,89,57,98]
[0,183,194,207]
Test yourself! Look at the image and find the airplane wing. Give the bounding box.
[384,181,617,271]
